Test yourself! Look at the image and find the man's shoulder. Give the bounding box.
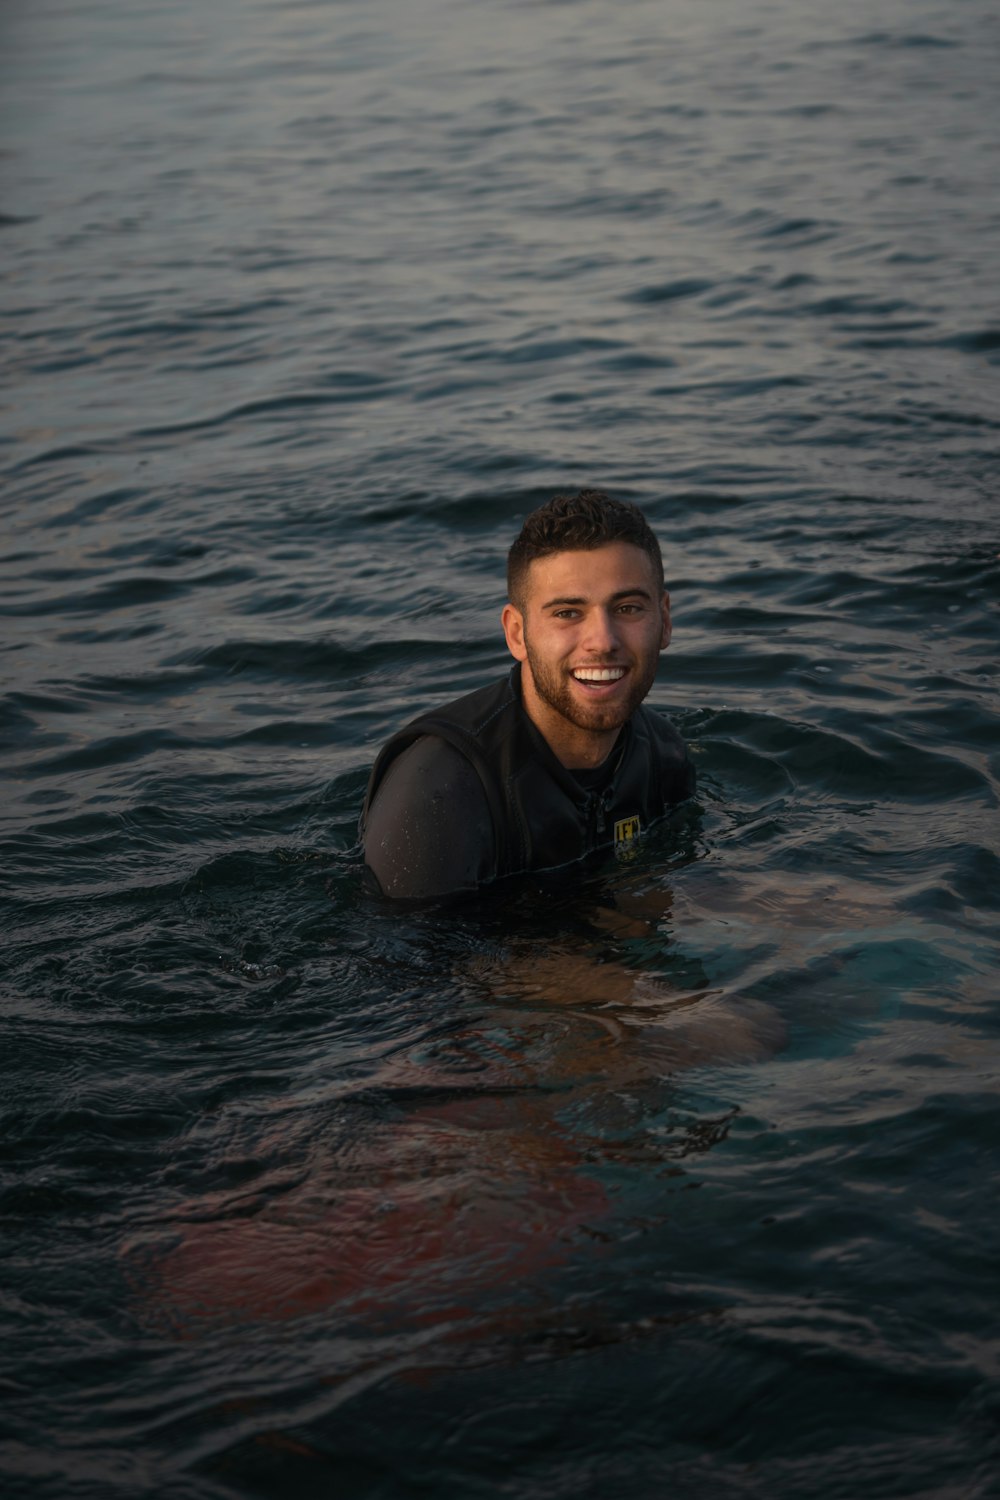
[630,702,696,799]
[633,702,688,757]
[361,670,519,836]
[362,733,495,898]
[405,669,519,742]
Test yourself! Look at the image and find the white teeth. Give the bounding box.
[572,667,626,682]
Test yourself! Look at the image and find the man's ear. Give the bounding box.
[660,591,672,650]
[502,602,528,662]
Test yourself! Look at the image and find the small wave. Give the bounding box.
[0,568,257,619]
[179,633,481,682]
[10,441,109,474]
[92,295,293,343]
[18,727,190,778]
[133,382,399,439]
[806,30,959,51]
[624,278,714,306]
[851,30,959,49]
[939,328,1000,355]
[755,215,835,245]
[695,706,991,804]
[802,294,918,319]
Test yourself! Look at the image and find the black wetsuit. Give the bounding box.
[361,666,695,900]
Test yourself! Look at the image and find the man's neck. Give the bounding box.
[519,672,622,770]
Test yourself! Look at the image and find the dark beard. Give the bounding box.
[523,644,657,734]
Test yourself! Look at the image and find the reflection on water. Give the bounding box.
[132,878,785,1338]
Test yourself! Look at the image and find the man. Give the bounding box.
[361,489,695,899]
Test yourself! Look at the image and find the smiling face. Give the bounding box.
[501,542,672,769]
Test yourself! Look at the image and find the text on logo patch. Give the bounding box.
[613,814,641,846]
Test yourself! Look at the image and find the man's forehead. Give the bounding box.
[524,542,660,596]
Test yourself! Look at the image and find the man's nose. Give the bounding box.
[581,607,619,655]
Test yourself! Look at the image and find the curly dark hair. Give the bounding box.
[507,489,663,607]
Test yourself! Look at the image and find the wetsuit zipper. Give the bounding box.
[587,788,613,850]
[585,793,598,850]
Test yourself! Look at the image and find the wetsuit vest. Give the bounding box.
[360,666,695,882]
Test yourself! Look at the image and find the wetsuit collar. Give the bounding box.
[508,663,632,808]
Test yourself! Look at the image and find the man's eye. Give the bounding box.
[617,603,643,615]
[553,610,579,619]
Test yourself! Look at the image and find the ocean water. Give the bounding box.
[2,0,999,1495]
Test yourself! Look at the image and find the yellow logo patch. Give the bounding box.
[613,814,641,846]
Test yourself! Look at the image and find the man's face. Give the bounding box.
[501,543,671,754]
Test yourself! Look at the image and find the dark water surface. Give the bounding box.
[3,0,1000,1495]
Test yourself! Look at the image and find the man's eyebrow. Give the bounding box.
[540,587,655,610]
